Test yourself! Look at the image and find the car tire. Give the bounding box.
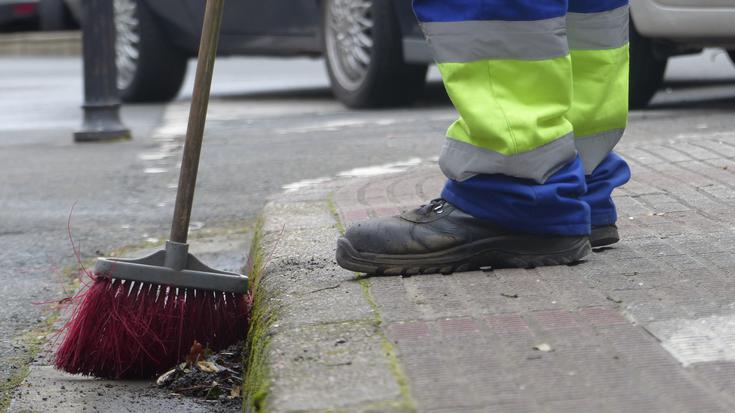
[629,18,667,109]
[39,0,70,31]
[322,0,428,108]
[728,50,735,66]
[114,0,188,103]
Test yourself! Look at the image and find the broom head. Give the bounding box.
[54,241,249,379]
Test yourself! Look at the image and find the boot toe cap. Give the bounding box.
[344,217,409,254]
[344,216,459,255]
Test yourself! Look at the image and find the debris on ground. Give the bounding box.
[156,340,243,407]
[533,343,554,352]
[606,295,624,304]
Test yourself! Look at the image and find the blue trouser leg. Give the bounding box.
[442,157,590,236]
[581,152,631,227]
[568,0,631,227]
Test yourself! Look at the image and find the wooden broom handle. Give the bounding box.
[170,0,225,243]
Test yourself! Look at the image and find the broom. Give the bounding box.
[55,0,249,379]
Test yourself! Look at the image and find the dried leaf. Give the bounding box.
[186,340,206,365]
[197,361,221,373]
[156,368,177,386]
[230,385,241,398]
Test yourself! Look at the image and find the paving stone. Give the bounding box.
[692,361,735,398]
[267,321,405,413]
[261,200,337,233]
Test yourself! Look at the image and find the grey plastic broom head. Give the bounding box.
[93,241,248,293]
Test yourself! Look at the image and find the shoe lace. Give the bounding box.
[417,198,447,216]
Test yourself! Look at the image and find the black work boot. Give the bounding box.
[590,225,619,248]
[336,199,591,275]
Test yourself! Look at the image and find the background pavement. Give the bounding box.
[0,32,80,56]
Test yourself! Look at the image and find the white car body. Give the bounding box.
[632,0,735,48]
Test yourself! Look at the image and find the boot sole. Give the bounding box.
[591,225,619,248]
[336,235,591,276]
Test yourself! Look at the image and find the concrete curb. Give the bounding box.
[244,184,414,413]
[0,32,80,56]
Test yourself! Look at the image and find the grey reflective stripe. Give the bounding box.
[567,5,629,50]
[439,133,577,184]
[575,129,625,173]
[420,17,568,63]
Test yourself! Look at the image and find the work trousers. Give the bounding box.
[414,0,631,235]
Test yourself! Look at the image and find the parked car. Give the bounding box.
[63,0,735,109]
[63,0,430,107]
[630,0,735,108]
[51,0,428,107]
[0,0,39,31]
[37,0,78,31]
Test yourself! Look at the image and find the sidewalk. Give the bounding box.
[247,131,735,412]
[0,32,80,56]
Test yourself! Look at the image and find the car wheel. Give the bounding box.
[323,0,428,108]
[629,18,667,109]
[39,0,71,31]
[114,0,188,103]
[728,50,735,66]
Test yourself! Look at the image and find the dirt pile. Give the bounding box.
[156,341,243,407]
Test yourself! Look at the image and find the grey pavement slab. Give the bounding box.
[251,128,735,412]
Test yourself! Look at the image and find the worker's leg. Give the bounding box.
[416,0,588,235]
[335,0,592,274]
[566,0,631,246]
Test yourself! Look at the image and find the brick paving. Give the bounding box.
[331,133,735,412]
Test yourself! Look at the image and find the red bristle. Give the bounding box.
[54,273,249,379]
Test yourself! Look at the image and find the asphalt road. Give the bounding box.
[0,50,734,398]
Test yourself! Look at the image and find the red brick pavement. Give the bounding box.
[333,136,735,412]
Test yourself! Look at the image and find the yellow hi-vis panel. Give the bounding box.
[438,55,574,157]
[567,44,629,138]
